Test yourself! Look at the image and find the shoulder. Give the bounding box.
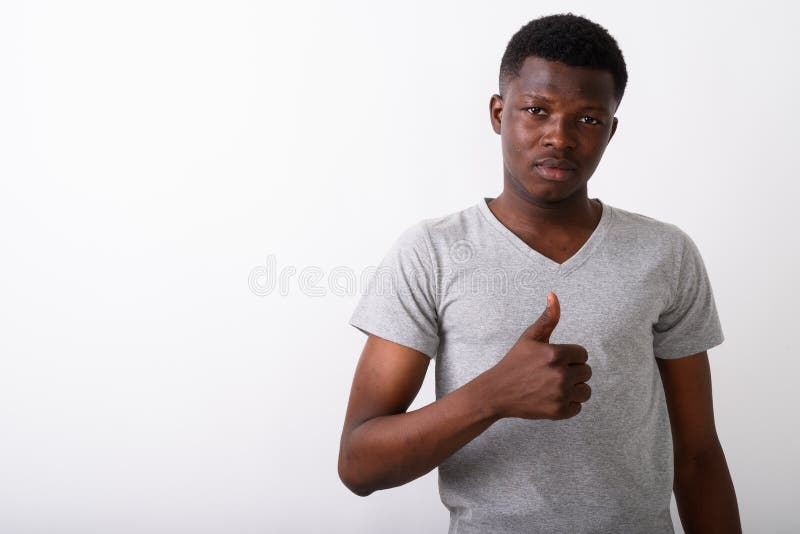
[609,204,695,256]
[608,204,713,298]
[610,204,687,239]
[378,204,483,282]
[393,203,480,252]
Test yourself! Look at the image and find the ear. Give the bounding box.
[609,116,618,142]
[489,94,504,135]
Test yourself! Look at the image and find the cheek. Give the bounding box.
[574,132,607,155]
[501,134,522,157]
[502,124,536,157]
[585,140,609,161]
[579,149,607,176]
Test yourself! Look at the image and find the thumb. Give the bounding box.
[524,291,560,343]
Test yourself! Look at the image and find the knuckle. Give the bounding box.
[549,401,566,419]
[554,368,569,385]
[542,344,558,360]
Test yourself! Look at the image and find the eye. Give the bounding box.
[580,115,601,125]
[525,107,545,116]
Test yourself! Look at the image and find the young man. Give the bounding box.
[338,13,741,534]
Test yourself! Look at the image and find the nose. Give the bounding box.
[540,115,577,150]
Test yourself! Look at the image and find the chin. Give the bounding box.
[507,168,584,203]
[514,183,568,204]
[522,177,576,198]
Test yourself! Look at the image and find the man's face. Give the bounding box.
[490,56,619,203]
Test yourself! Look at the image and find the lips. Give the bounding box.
[534,157,577,170]
[533,157,577,182]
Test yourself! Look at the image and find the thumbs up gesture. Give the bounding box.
[482,292,592,420]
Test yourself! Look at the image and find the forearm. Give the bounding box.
[340,371,500,496]
[674,444,742,534]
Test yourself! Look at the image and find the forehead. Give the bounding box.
[508,56,616,107]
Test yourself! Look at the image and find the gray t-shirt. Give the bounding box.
[348,197,724,534]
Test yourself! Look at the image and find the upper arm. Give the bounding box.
[656,350,721,464]
[340,334,431,441]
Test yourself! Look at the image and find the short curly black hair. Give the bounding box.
[499,13,628,106]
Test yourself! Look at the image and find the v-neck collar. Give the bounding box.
[477,196,614,277]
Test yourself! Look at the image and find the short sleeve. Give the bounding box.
[652,230,725,359]
[348,221,440,359]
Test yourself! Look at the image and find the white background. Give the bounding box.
[1,1,798,532]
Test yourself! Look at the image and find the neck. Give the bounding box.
[488,184,600,235]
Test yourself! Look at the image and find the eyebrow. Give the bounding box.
[520,92,609,112]
[521,93,555,102]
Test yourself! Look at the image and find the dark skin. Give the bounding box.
[339,56,741,533]
[488,56,618,262]
[489,56,618,263]
[657,352,742,533]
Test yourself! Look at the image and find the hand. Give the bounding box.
[484,291,592,420]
